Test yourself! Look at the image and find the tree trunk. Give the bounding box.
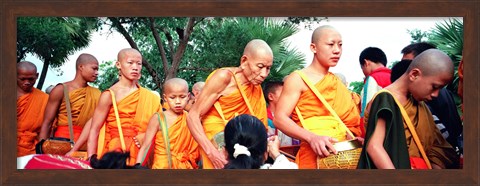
[36,58,50,90]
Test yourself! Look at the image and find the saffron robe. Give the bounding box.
[98,87,160,166]
[291,72,361,169]
[54,86,100,142]
[152,111,199,169]
[17,88,49,157]
[358,92,459,169]
[200,68,268,169]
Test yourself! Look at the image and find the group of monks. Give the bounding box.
[17,25,460,169]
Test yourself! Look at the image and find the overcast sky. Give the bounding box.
[26,17,459,91]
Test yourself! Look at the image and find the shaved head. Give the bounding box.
[76,53,98,70]
[242,39,273,58]
[192,81,205,92]
[311,25,340,43]
[118,48,142,62]
[17,61,37,72]
[407,49,454,77]
[163,78,189,94]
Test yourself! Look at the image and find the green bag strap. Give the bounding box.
[61,83,75,144]
[294,70,355,139]
[376,89,432,169]
[157,112,172,169]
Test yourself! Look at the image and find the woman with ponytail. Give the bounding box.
[223,114,297,169]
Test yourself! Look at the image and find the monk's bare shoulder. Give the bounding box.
[284,71,307,93]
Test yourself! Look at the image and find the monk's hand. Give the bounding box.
[308,135,338,158]
[208,148,227,169]
[65,149,74,157]
[355,137,365,145]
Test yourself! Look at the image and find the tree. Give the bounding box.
[17,17,98,89]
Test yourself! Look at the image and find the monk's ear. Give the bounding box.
[115,61,121,69]
[240,55,248,69]
[309,43,317,53]
[408,68,422,81]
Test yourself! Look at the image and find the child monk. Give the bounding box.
[136,78,199,169]
[357,49,459,169]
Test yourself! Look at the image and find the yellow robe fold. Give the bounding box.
[200,68,268,169]
[292,72,361,169]
[99,87,160,166]
[153,111,199,169]
[54,86,100,142]
[17,88,49,157]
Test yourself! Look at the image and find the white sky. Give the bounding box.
[26,17,458,91]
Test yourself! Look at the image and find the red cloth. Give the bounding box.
[24,154,92,169]
[410,157,429,169]
[366,67,392,88]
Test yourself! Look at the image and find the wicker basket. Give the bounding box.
[37,138,73,155]
[317,139,362,169]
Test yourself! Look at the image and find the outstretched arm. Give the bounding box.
[87,91,112,158]
[274,73,337,158]
[38,84,63,140]
[136,113,160,164]
[186,69,231,169]
[66,118,92,156]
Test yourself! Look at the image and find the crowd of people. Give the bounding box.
[17,25,463,170]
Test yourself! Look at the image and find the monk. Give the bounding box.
[17,61,49,157]
[184,81,205,112]
[274,25,362,169]
[87,48,160,166]
[187,39,273,169]
[136,78,199,169]
[357,49,459,169]
[38,54,101,153]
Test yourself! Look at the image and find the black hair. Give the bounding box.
[223,114,268,169]
[390,59,413,82]
[262,81,283,104]
[359,47,388,66]
[400,42,436,57]
[89,151,142,169]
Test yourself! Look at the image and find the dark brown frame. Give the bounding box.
[2,0,478,185]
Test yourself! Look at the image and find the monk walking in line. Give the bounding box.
[187,39,273,169]
[17,61,49,157]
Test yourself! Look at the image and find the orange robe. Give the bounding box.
[200,68,268,169]
[54,86,100,142]
[291,72,361,169]
[98,87,160,166]
[152,111,199,169]
[17,88,49,157]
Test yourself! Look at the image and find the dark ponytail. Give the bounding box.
[223,114,268,169]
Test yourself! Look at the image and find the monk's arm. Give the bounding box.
[366,117,395,169]
[273,73,337,157]
[66,118,92,156]
[186,69,230,169]
[38,85,63,140]
[87,91,112,158]
[136,113,160,164]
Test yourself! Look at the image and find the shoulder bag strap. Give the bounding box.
[294,70,355,139]
[157,112,172,168]
[377,89,432,169]
[108,90,127,152]
[360,77,369,117]
[62,83,75,143]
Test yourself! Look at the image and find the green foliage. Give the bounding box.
[17,17,98,89]
[407,29,429,43]
[349,81,364,95]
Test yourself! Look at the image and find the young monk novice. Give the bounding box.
[274,25,362,169]
[38,54,101,155]
[17,61,49,157]
[187,39,273,169]
[357,49,459,169]
[87,48,160,166]
[136,78,199,169]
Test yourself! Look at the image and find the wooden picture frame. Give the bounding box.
[2,0,478,185]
